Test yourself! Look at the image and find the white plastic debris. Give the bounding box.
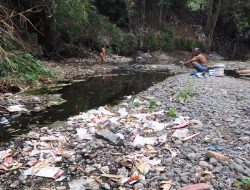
[23,166,63,179]
[174,116,190,125]
[133,135,157,147]
[7,105,27,112]
[117,108,128,118]
[77,128,92,140]
[69,177,99,190]
[143,120,165,131]
[172,129,189,139]
[98,107,114,115]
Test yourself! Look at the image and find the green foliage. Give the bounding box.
[178,79,198,102]
[159,28,175,51]
[147,99,161,109]
[187,0,205,11]
[168,108,177,117]
[0,48,55,84]
[238,178,250,190]
[54,0,93,42]
[143,32,159,51]
[175,38,205,51]
[109,33,139,55]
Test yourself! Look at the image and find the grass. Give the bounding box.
[148,99,161,109]
[177,79,198,102]
[178,88,197,102]
[0,49,56,91]
[168,108,177,117]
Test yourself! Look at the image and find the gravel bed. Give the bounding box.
[0,74,249,190]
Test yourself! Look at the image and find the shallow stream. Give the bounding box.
[0,70,171,141]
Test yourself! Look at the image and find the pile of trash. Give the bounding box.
[0,96,207,189]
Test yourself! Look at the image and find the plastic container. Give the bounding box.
[208,69,215,76]
[214,64,225,76]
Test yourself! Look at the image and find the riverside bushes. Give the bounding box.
[0,47,54,86]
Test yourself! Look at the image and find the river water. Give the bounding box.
[0,70,171,141]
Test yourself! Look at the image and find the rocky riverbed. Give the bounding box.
[0,73,249,190]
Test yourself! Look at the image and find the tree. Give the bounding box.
[205,0,222,51]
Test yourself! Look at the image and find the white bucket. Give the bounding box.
[214,64,225,76]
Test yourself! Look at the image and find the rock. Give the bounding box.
[179,183,211,190]
[212,167,224,174]
[205,151,229,161]
[187,153,197,160]
[209,158,218,166]
[95,129,124,145]
[244,160,250,167]
[234,164,245,173]
[10,180,19,188]
[133,183,144,190]
[199,161,210,168]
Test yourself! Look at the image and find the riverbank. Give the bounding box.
[0,72,249,189]
[1,51,249,116]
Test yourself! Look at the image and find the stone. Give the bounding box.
[187,153,197,160]
[212,166,224,174]
[234,164,244,173]
[209,158,218,166]
[95,129,124,145]
[133,183,144,190]
[199,161,210,168]
[179,183,211,190]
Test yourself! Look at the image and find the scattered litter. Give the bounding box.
[133,135,157,146]
[199,171,214,182]
[0,117,10,125]
[77,128,92,140]
[143,120,166,131]
[180,183,211,190]
[174,116,189,125]
[172,129,189,139]
[160,180,173,190]
[205,151,229,161]
[170,120,190,130]
[7,105,27,112]
[23,166,63,179]
[69,177,99,190]
[182,133,200,141]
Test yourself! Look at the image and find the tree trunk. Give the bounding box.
[206,0,222,51]
[159,0,163,28]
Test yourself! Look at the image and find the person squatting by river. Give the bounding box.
[182,48,209,72]
[99,45,106,64]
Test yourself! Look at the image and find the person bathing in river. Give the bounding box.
[182,48,209,72]
[99,44,106,64]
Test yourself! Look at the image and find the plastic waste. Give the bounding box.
[77,128,92,140]
[172,129,189,139]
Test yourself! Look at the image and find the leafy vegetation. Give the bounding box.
[148,99,161,109]
[178,79,198,102]
[238,178,250,190]
[168,108,177,117]
[0,49,54,84]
